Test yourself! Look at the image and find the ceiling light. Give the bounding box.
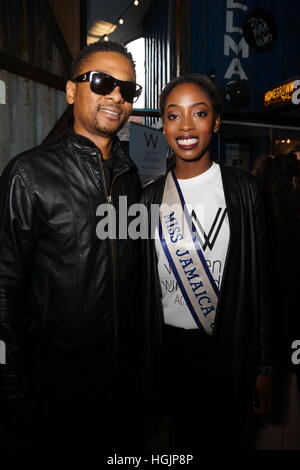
[87,20,117,44]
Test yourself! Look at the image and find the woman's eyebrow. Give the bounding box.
[166,101,209,111]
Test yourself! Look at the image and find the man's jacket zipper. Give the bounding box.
[92,149,129,360]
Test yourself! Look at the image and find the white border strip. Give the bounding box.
[0,339,6,364]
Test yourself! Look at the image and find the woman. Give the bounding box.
[141,74,272,450]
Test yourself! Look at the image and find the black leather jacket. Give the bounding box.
[141,163,273,412]
[0,128,141,401]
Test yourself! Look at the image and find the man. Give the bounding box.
[0,41,142,449]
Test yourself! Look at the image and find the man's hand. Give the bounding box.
[253,374,273,416]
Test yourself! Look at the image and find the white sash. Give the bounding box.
[159,171,219,334]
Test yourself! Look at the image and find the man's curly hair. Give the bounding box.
[71,40,135,79]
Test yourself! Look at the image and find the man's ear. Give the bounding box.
[66,80,76,105]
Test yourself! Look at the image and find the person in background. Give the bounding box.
[251,152,300,450]
[287,144,300,161]
[0,40,142,450]
[141,74,273,450]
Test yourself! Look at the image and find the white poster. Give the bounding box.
[129,122,168,184]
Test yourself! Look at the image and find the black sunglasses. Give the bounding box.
[74,70,142,104]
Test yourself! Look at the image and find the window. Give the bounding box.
[126,37,145,108]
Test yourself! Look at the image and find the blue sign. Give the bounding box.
[191,0,300,111]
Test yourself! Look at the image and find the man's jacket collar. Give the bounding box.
[66,123,137,172]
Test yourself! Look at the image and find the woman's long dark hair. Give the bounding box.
[253,153,300,223]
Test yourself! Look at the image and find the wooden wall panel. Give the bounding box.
[0,70,67,173]
[0,0,81,78]
[49,0,81,57]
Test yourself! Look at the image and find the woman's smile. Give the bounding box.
[176,135,199,150]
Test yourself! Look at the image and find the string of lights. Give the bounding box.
[101,0,141,42]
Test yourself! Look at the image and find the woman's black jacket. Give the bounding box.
[140,163,273,413]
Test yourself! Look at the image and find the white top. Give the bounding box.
[155,162,230,330]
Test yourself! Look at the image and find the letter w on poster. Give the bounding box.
[129,122,168,184]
